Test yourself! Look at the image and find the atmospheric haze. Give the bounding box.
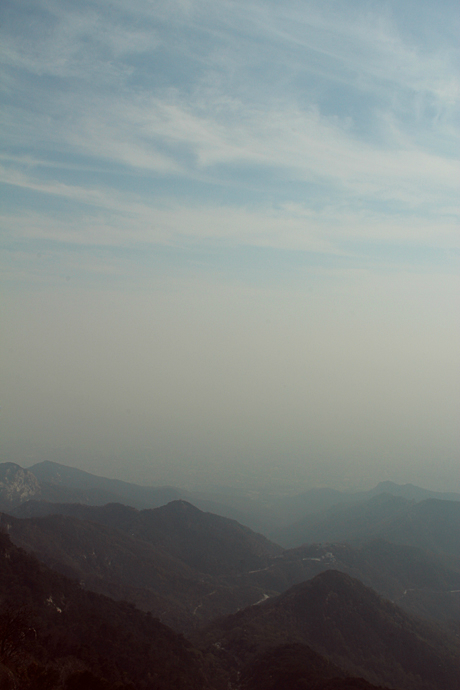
[1,0,459,493]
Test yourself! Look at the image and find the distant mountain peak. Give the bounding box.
[374,480,400,489]
[164,499,202,512]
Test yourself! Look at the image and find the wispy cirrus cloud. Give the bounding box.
[1,0,459,263]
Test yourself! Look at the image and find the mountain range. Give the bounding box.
[3,460,459,534]
[1,459,460,688]
[276,492,460,556]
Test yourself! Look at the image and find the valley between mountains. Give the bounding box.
[0,461,459,690]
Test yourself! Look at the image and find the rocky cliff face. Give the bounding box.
[0,463,41,508]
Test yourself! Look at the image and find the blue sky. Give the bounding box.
[1,0,459,490]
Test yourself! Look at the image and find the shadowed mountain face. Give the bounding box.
[0,530,401,690]
[2,462,460,689]
[0,531,217,690]
[1,501,283,632]
[237,539,460,625]
[6,498,460,629]
[239,644,396,690]
[12,499,283,576]
[0,511,215,632]
[198,570,460,690]
[120,499,283,576]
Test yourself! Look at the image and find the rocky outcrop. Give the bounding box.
[0,463,41,508]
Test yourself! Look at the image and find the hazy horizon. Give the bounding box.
[1,0,459,494]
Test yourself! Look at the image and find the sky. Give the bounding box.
[1,0,459,493]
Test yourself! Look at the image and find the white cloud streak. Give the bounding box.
[1,0,459,257]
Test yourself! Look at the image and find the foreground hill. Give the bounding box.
[0,531,217,690]
[198,570,460,690]
[239,643,395,690]
[0,529,401,690]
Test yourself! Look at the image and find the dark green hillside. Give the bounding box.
[198,570,460,690]
[0,531,218,689]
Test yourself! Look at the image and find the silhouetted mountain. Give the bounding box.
[376,499,460,557]
[0,460,180,511]
[18,460,255,524]
[276,494,412,546]
[122,499,283,576]
[0,530,218,689]
[29,460,188,506]
[8,460,459,536]
[277,494,460,558]
[268,482,460,529]
[10,498,460,628]
[0,529,402,690]
[0,511,209,632]
[11,499,283,577]
[198,570,460,690]
[368,481,460,503]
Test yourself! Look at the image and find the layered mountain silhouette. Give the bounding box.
[0,461,255,526]
[264,481,460,530]
[0,522,416,690]
[277,492,460,556]
[1,501,282,632]
[4,460,459,534]
[9,499,282,575]
[4,499,460,631]
[2,459,460,688]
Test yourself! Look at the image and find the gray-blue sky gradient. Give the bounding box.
[1,0,459,490]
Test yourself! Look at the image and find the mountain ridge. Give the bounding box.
[198,569,460,690]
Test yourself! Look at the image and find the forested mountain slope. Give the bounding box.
[198,570,460,690]
[0,531,218,689]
